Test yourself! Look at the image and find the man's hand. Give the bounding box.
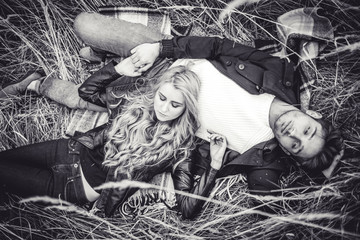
[130,43,160,73]
[114,56,142,77]
[322,149,344,179]
[208,130,227,170]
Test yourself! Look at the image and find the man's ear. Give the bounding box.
[305,110,323,119]
[279,144,291,155]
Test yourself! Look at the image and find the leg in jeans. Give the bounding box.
[0,139,88,203]
[0,140,65,197]
[74,12,171,57]
[38,76,107,112]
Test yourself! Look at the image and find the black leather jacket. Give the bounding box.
[74,60,218,219]
[160,36,299,105]
[158,36,327,195]
[75,36,324,218]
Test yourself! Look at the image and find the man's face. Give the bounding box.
[274,110,325,159]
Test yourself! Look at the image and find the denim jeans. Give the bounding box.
[73,12,171,57]
[38,12,172,112]
[39,76,107,112]
[0,139,88,204]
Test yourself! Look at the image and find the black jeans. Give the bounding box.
[0,139,87,204]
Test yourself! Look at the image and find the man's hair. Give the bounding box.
[296,119,343,172]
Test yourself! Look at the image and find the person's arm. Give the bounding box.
[129,36,275,72]
[79,57,142,107]
[160,36,260,59]
[247,168,282,196]
[245,167,283,215]
[172,133,227,219]
[172,158,217,219]
[78,60,121,107]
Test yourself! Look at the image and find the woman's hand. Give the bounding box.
[114,56,142,77]
[208,130,227,170]
[130,43,160,73]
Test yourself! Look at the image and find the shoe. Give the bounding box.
[0,70,44,98]
[79,47,106,63]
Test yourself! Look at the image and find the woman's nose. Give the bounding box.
[161,102,169,112]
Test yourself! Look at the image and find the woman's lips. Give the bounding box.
[158,111,167,118]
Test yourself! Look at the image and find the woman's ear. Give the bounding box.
[279,144,291,155]
[305,110,323,119]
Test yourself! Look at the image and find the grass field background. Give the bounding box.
[0,0,359,239]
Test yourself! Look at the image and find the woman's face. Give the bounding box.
[154,83,186,122]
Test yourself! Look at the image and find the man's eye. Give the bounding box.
[304,127,310,135]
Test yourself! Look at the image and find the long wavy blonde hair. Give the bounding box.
[104,65,201,179]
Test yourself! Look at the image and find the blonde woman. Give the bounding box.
[0,62,227,218]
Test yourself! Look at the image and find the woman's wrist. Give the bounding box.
[114,62,124,76]
[210,159,222,170]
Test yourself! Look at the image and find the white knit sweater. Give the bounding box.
[172,59,275,154]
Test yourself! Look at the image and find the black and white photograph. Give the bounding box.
[0,0,359,239]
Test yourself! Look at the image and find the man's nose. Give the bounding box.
[291,129,308,141]
[289,128,299,138]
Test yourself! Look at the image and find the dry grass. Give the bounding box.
[0,0,359,239]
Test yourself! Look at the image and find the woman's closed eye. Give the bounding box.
[159,93,166,101]
[159,91,184,108]
[171,102,182,108]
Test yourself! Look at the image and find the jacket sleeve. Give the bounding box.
[246,167,282,196]
[72,123,109,150]
[160,36,274,62]
[78,60,121,107]
[245,166,283,215]
[172,156,218,219]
